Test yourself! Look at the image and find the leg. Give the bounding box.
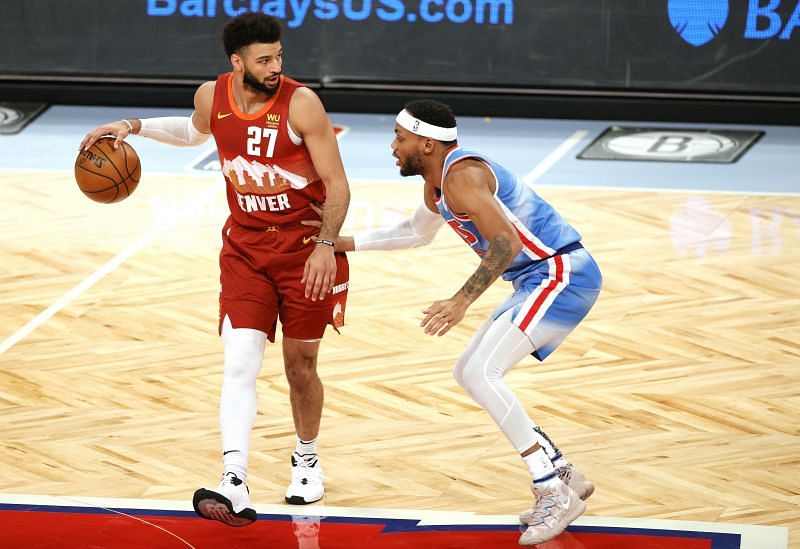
[283,337,324,441]
[456,312,595,499]
[456,309,541,454]
[457,310,585,545]
[456,311,566,464]
[193,315,266,526]
[220,315,267,478]
[283,337,326,505]
[275,251,348,505]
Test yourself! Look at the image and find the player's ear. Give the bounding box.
[230,52,243,71]
[423,137,436,153]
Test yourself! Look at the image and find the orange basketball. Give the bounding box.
[74,137,141,203]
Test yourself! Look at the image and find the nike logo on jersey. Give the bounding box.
[217,112,233,119]
[302,236,313,244]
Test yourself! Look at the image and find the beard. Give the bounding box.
[243,69,280,97]
[399,151,425,177]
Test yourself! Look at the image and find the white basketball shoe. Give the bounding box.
[518,463,594,523]
[557,463,595,500]
[518,481,586,545]
[192,472,256,527]
[285,452,324,505]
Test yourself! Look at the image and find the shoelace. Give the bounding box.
[528,488,561,523]
[292,455,319,482]
[221,472,243,487]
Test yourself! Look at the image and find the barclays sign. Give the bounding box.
[668,0,800,46]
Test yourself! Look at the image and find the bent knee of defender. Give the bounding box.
[459,357,506,395]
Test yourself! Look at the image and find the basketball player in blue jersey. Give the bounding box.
[306,99,602,545]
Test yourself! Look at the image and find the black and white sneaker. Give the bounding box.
[285,452,324,505]
[193,472,256,527]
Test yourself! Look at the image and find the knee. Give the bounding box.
[460,357,506,395]
[224,344,263,382]
[285,355,318,389]
[453,356,470,392]
[459,359,481,394]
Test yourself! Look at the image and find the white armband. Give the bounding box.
[354,204,444,251]
[138,116,210,147]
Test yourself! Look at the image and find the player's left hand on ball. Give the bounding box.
[421,297,468,337]
[80,121,130,151]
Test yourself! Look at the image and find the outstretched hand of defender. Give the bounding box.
[300,202,354,252]
[80,120,131,151]
[421,295,470,337]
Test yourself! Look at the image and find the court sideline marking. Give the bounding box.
[523,130,589,185]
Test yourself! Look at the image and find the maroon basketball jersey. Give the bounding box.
[210,72,325,228]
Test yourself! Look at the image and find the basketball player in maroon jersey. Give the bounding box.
[80,13,350,525]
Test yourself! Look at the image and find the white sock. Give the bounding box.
[223,453,248,483]
[551,454,569,469]
[295,436,318,458]
[523,448,560,488]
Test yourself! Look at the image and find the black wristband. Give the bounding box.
[316,238,335,247]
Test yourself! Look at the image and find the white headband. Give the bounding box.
[395,109,457,142]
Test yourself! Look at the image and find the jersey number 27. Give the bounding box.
[247,126,277,158]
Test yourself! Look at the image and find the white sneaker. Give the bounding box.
[518,481,585,546]
[519,464,594,523]
[285,452,324,505]
[558,464,595,500]
[193,472,256,527]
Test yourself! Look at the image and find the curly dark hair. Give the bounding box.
[223,13,283,57]
[404,99,457,144]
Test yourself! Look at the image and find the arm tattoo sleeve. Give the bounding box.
[458,233,513,302]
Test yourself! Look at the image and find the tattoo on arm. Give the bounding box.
[458,234,513,302]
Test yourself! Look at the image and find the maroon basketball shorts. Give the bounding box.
[218,219,349,341]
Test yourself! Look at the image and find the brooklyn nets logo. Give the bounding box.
[668,0,729,46]
[578,126,764,164]
[0,103,48,135]
[0,107,22,128]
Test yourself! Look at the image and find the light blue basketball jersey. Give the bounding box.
[434,147,581,281]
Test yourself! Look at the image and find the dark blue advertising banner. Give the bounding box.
[0,0,798,95]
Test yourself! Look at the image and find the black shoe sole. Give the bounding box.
[193,488,257,527]
[285,494,322,505]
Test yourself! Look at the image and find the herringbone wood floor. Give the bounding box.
[1,172,798,546]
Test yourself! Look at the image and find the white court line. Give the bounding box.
[522,130,589,186]
[60,496,196,549]
[0,228,163,356]
[0,180,224,356]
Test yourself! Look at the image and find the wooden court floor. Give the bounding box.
[1,172,798,547]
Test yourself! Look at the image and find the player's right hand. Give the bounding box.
[80,121,131,151]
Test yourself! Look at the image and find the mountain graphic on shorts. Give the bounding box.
[668,0,729,46]
[222,156,310,195]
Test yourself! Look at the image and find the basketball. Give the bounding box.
[74,137,141,203]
